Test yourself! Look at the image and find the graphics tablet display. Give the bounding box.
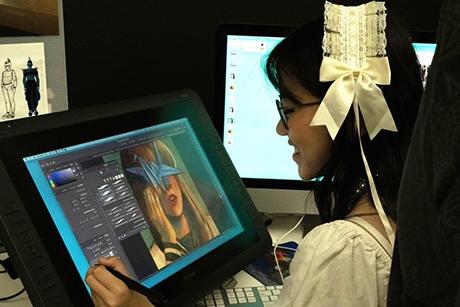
[24,118,243,289]
[0,90,270,306]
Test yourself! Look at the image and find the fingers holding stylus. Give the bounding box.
[97,256,131,277]
[91,291,108,307]
[86,257,155,307]
[85,266,114,306]
[86,262,130,306]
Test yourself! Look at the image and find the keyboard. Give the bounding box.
[195,285,283,306]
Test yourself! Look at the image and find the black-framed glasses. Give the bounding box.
[276,99,294,130]
[276,98,322,130]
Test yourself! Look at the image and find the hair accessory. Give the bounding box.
[313,0,395,246]
[311,1,396,140]
[126,142,182,191]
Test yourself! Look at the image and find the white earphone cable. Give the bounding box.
[273,214,304,284]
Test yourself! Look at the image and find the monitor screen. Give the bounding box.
[413,42,436,86]
[216,23,437,187]
[0,90,270,306]
[223,34,297,181]
[411,31,437,87]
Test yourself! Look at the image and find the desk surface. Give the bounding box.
[0,253,31,307]
[0,271,265,306]
[0,215,307,306]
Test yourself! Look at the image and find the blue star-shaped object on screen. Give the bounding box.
[125,143,182,191]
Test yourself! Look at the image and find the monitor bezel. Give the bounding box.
[213,22,320,191]
[410,30,437,44]
[0,90,271,307]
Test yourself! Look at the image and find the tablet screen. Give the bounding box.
[23,117,244,290]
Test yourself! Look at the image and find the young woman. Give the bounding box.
[85,4,423,307]
[267,10,422,307]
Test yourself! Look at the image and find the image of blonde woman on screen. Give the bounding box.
[121,140,220,269]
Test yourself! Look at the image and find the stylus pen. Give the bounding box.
[98,265,168,306]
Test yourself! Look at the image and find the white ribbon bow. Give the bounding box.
[310,56,396,140]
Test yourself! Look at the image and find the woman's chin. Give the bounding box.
[297,166,316,181]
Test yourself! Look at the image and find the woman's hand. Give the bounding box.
[85,257,154,307]
[144,188,177,244]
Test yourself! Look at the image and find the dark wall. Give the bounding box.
[62,0,441,117]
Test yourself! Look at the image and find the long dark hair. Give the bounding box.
[265,15,423,223]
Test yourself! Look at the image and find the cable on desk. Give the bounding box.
[0,288,26,301]
[0,256,18,279]
[272,192,314,284]
[0,261,5,273]
[273,214,304,284]
[0,252,26,300]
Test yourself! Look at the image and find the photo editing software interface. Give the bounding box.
[23,118,243,291]
[222,35,437,181]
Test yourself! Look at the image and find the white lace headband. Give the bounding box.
[311,0,396,247]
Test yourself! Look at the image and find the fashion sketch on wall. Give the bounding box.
[0,42,48,121]
[0,0,59,36]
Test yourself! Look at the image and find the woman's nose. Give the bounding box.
[276,119,288,136]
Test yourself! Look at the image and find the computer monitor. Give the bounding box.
[214,23,316,215]
[0,90,271,306]
[214,23,437,214]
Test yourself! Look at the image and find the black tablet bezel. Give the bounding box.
[0,90,271,306]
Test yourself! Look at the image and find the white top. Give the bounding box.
[274,217,392,307]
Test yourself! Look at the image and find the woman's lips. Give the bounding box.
[292,146,301,162]
[293,152,300,161]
